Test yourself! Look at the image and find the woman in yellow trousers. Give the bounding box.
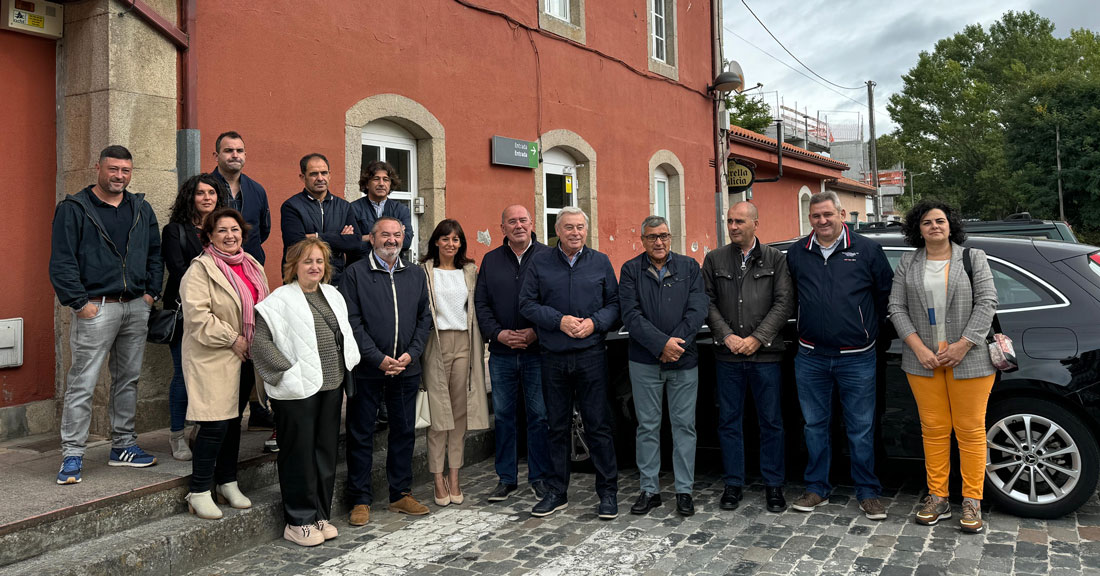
[888,200,998,534]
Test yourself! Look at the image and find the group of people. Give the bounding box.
[49,139,1000,551]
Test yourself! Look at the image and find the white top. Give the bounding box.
[923,259,950,352]
[432,268,468,331]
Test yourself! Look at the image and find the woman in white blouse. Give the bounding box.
[420,219,489,506]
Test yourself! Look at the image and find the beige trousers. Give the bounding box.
[428,330,470,473]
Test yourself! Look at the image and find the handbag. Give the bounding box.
[147,223,189,344]
[963,248,1018,372]
[415,388,431,429]
[146,300,182,344]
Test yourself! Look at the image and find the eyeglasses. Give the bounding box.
[642,233,672,243]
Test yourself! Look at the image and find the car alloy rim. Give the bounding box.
[986,413,1081,505]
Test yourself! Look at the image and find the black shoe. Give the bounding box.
[488,482,518,503]
[531,492,568,517]
[247,402,275,430]
[676,493,695,516]
[720,485,743,510]
[531,480,549,500]
[765,486,787,513]
[597,494,618,520]
[630,491,662,515]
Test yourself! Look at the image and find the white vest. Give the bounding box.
[255,282,361,400]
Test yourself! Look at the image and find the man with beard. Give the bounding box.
[50,145,164,484]
[280,153,361,286]
[339,217,434,525]
[351,160,415,258]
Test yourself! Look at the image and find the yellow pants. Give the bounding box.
[906,367,996,499]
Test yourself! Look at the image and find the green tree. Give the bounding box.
[887,11,1076,220]
[725,93,773,134]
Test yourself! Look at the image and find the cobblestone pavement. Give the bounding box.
[191,458,1100,576]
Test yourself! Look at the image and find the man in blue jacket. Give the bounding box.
[281,154,362,286]
[211,130,275,434]
[474,205,551,503]
[49,145,164,485]
[619,215,707,517]
[786,191,894,521]
[339,216,433,525]
[520,206,620,520]
[350,160,415,259]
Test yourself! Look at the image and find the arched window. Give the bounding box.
[649,150,686,253]
[798,186,812,236]
[535,130,597,248]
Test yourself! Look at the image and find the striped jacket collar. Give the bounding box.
[804,223,851,252]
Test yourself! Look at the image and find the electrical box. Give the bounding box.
[1,0,63,40]
[0,318,24,368]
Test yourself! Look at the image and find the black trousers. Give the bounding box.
[345,374,419,505]
[270,387,343,526]
[190,417,242,492]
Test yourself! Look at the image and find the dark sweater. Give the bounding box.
[474,238,549,356]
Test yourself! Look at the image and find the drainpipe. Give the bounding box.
[711,0,725,248]
[124,0,198,186]
[754,119,784,183]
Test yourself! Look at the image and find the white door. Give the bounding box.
[543,147,577,247]
[362,120,419,260]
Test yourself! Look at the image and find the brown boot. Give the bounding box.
[349,504,371,526]
[388,493,430,516]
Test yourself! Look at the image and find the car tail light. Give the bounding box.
[1091,252,1100,266]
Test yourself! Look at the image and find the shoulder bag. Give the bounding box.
[963,248,1018,372]
[146,224,186,344]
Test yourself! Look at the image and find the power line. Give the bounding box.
[739,0,865,91]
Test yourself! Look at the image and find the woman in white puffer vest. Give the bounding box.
[253,238,360,547]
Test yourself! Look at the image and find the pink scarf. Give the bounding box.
[204,245,268,355]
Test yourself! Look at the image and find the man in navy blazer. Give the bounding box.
[520,206,620,520]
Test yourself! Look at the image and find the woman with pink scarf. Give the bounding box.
[180,207,270,520]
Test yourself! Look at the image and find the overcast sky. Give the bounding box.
[721,0,1100,138]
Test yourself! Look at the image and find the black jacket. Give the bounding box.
[212,169,271,264]
[619,252,708,369]
[339,253,433,379]
[280,190,363,286]
[703,241,794,363]
[786,225,893,356]
[161,221,204,310]
[474,238,550,356]
[520,246,620,353]
[349,196,415,255]
[49,186,163,310]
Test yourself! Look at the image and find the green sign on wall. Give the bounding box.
[492,136,539,169]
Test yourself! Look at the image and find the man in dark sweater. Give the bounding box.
[339,216,433,525]
[702,202,794,513]
[281,153,362,286]
[49,145,163,484]
[474,205,551,503]
[620,215,708,517]
[520,207,620,520]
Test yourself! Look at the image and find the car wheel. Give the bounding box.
[985,398,1100,519]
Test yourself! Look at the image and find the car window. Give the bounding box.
[988,261,1060,310]
[884,249,906,272]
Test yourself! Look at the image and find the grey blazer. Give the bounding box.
[887,243,998,379]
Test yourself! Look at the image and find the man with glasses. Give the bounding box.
[618,216,707,516]
[702,201,794,513]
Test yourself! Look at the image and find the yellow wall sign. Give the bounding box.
[726,159,755,192]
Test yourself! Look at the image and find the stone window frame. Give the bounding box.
[648,150,686,253]
[539,0,586,44]
[647,0,678,80]
[798,186,813,236]
[535,129,598,249]
[345,94,446,256]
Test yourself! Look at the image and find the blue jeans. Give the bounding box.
[629,361,698,494]
[489,353,550,486]
[542,347,618,498]
[794,347,881,500]
[168,336,187,432]
[715,360,784,488]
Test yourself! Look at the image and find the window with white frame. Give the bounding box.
[362,119,420,260]
[652,0,666,63]
[544,0,568,21]
[542,147,578,247]
[654,167,669,219]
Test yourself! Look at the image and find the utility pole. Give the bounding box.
[866,80,881,221]
[1056,123,1065,221]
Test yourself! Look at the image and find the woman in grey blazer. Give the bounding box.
[888,200,998,534]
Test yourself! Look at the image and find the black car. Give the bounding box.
[603,233,1100,519]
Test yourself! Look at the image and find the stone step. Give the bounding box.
[0,428,494,575]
